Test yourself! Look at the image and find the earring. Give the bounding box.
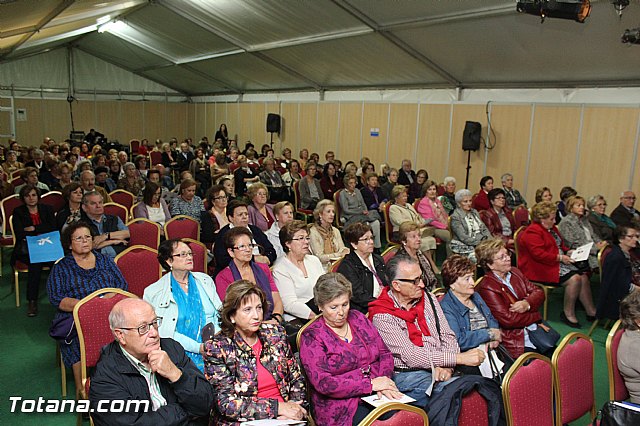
[231,319,235,324]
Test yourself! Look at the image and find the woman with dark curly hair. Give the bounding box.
[204,281,307,425]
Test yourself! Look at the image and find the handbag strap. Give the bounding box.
[426,292,442,337]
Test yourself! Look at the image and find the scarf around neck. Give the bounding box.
[368,286,430,346]
[229,260,274,319]
[314,223,337,255]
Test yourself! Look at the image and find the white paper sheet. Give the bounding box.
[361,393,416,407]
[240,420,306,426]
[570,242,593,262]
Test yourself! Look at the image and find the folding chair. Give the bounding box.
[103,202,129,223]
[605,320,629,401]
[183,238,207,274]
[127,218,161,249]
[108,189,135,212]
[114,246,162,297]
[502,353,554,426]
[552,332,596,425]
[74,288,136,424]
[41,191,65,211]
[164,215,200,241]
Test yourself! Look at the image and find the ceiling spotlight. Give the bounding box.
[517,0,591,23]
[622,27,640,44]
[613,0,630,18]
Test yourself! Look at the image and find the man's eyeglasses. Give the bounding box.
[172,251,193,258]
[119,318,162,335]
[395,276,423,286]
[233,243,256,251]
[72,235,92,242]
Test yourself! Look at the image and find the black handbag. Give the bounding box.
[528,321,560,353]
[49,315,77,345]
[488,344,515,384]
[593,401,640,426]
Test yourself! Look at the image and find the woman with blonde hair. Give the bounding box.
[247,182,274,232]
[309,199,349,270]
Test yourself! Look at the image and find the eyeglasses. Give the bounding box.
[213,195,228,200]
[291,236,311,242]
[493,253,511,262]
[623,196,637,200]
[494,196,505,200]
[171,251,193,258]
[358,236,375,242]
[595,203,607,207]
[395,276,423,286]
[624,234,640,239]
[233,243,256,251]
[119,318,162,336]
[72,235,92,242]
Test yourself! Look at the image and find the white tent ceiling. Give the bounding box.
[2,0,640,97]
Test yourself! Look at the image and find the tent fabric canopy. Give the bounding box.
[2,0,640,97]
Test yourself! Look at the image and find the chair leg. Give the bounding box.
[14,270,20,307]
[57,346,67,397]
[542,287,548,321]
[0,246,3,277]
[587,319,600,337]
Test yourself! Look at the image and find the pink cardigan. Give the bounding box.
[215,261,278,301]
[248,203,275,232]
[416,197,448,229]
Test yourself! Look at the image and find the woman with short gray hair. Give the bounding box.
[586,194,616,241]
[450,188,491,262]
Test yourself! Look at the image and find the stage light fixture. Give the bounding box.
[516,0,592,23]
[622,27,640,44]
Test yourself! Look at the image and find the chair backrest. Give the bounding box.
[74,288,136,394]
[10,176,24,191]
[458,390,489,426]
[606,320,629,401]
[431,287,447,302]
[164,215,200,240]
[127,218,161,249]
[513,205,530,227]
[293,180,303,211]
[183,238,207,274]
[149,151,162,166]
[103,202,129,223]
[383,202,396,244]
[114,245,162,297]
[552,332,596,425]
[11,169,23,179]
[129,139,140,155]
[502,353,554,426]
[381,244,400,263]
[40,191,65,212]
[329,256,344,272]
[333,189,343,227]
[412,197,422,210]
[296,314,323,350]
[359,402,429,426]
[109,189,135,211]
[599,242,613,271]
[512,225,526,263]
[1,194,22,238]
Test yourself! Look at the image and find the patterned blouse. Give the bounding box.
[169,195,205,222]
[204,324,306,426]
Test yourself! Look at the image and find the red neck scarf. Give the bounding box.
[368,287,430,346]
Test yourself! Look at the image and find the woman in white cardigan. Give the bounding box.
[308,199,350,270]
[272,220,325,322]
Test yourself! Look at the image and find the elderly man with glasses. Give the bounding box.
[611,191,640,228]
[89,298,214,426]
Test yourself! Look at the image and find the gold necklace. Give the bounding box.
[333,323,350,342]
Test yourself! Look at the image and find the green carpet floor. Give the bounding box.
[0,254,613,425]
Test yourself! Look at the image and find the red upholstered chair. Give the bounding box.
[502,353,554,426]
[10,176,24,192]
[458,390,489,426]
[358,402,429,426]
[109,189,135,212]
[0,194,22,276]
[436,184,445,196]
[383,203,398,246]
[149,151,162,167]
[333,189,343,228]
[293,180,313,223]
[513,205,530,227]
[552,332,596,425]
[41,191,65,212]
[129,139,140,159]
[127,218,161,249]
[183,238,207,274]
[164,215,200,241]
[606,320,629,401]
[381,244,400,263]
[103,202,129,223]
[431,287,446,302]
[74,288,136,408]
[329,256,344,273]
[588,243,614,336]
[114,246,161,297]
[11,169,23,179]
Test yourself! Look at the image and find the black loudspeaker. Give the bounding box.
[462,121,482,151]
[266,113,281,133]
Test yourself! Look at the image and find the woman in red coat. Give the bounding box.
[516,201,596,328]
[475,239,546,358]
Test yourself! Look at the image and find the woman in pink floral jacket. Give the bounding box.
[204,281,307,426]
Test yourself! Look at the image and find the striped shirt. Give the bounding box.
[119,346,167,411]
[371,290,459,370]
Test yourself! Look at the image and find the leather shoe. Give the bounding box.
[27,300,38,317]
[560,312,580,328]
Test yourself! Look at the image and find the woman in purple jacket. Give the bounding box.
[299,273,402,425]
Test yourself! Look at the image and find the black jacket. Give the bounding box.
[81,212,127,256]
[427,375,505,426]
[397,169,416,186]
[337,250,387,314]
[611,203,640,228]
[176,151,195,172]
[11,203,56,265]
[89,338,213,426]
[213,224,277,277]
[597,245,633,320]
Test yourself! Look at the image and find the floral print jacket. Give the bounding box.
[204,323,306,426]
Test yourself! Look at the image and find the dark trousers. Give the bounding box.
[26,261,52,301]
